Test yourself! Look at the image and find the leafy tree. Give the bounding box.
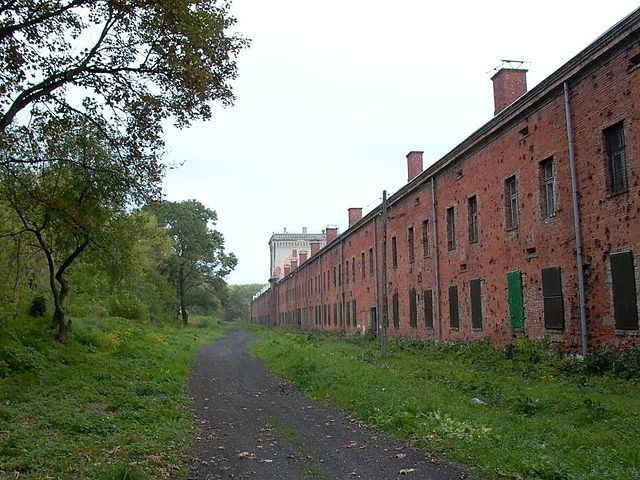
[224,284,264,322]
[152,200,236,325]
[0,0,247,179]
[0,117,144,340]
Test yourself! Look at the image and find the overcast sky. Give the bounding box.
[162,1,639,285]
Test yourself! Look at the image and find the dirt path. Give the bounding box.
[187,329,471,480]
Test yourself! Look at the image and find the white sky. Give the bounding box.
[163,1,640,285]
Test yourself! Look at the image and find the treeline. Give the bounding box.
[0,1,250,338]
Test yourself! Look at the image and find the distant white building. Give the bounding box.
[269,227,328,279]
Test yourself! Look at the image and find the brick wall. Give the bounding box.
[252,10,640,352]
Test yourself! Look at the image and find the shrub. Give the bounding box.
[28,296,47,317]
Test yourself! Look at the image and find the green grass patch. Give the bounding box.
[0,314,231,479]
[248,327,640,480]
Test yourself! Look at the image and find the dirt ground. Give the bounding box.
[187,329,472,480]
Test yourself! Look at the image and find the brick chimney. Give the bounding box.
[326,227,338,242]
[310,242,320,256]
[407,151,423,182]
[491,68,527,115]
[284,265,291,276]
[299,251,308,264]
[290,259,298,270]
[348,208,363,227]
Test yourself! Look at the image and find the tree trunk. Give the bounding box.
[181,303,189,325]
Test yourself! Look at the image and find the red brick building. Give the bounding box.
[252,8,640,354]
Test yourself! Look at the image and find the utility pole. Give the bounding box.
[381,190,388,356]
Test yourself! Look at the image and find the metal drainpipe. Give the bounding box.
[373,216,380,335]
[563,81,588,357]
[431,177,442,341]
[340,237,345,332]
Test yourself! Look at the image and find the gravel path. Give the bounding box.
[187,329,472,480]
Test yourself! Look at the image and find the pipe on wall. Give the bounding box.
[431,177,442,341]
[563,81,588,357]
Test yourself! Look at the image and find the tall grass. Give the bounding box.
[250,327,640,480]
[0,315,229,479]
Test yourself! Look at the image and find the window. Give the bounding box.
[540,158,556,217]
[408,227,415,263]
[361,252,366,278]
[446,207,456,250]
[423,289,433,329]
[470,278,482,329]
[333,267,337,287]
[338,265,342,285]
[449,285,459,329]
[542,267,564,329]
[392,236,398,268]
[468,196,479,244]
[409,290,417,328]
[352,257,356,283]
[505,176,519,229]
[605,122,628,194]
[611,251,638,330]
[346,300,351,326]
[334,304,338,326]
[422,219,430,257]
[352,299,357,327]
[369,247,374,276]
[345,260,350,284]
[392,293,400,329]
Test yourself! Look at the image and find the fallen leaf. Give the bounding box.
[400,468,416,474]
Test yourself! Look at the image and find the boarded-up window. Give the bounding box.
[369,247,374,275]
[449,285,459,329]
[392,293,400,329]
[361,252,366,278]
[408,227,415,264]
[409,290,417,328]
[423,289,433,329]
[392,236,398,268]
[507,271,524,328]
[352,257,356,283]
[470,278,482,329]
[542,267,564,329]
[352,299,357,326]
[346,301,351,326]
[611,251,639,330]
[334,304,338,326]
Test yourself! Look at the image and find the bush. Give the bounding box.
[28,296,47,317]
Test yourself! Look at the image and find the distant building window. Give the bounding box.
[423,289,433,329]
[505,176,519,229]
[542,267,564,330]
[352,256,356,283]
[408,226,415,264]
[361,252,366,278]
[369,247,374,276]
[468,196,479,244]
[422,219,430,257]
[540,158,556,218]
[392,236,398,268]
[338,265,342,285]
[605,122,628,194]
[409,290,417,328]
[449,285,459,329]
[392,293,400,329]
[352,299,357,326]
[345,260,350,284]
[446,207,456,250]
[333,267,337,287]
[470,278,482,329]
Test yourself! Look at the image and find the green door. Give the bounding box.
[507,271,524,328]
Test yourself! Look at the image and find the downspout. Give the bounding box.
[340,237,345,332]
[431,177,442,341]
[563,81,588,357]
[373,216,380,334]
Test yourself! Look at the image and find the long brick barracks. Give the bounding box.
[252,8,640,354]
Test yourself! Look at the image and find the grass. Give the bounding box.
[248,327,640,480]
[0,314,230,479]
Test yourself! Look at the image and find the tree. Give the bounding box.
[152,200,236,325]
[0,0,247,179]
[224,284,265,322]
[0,117,143,340]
